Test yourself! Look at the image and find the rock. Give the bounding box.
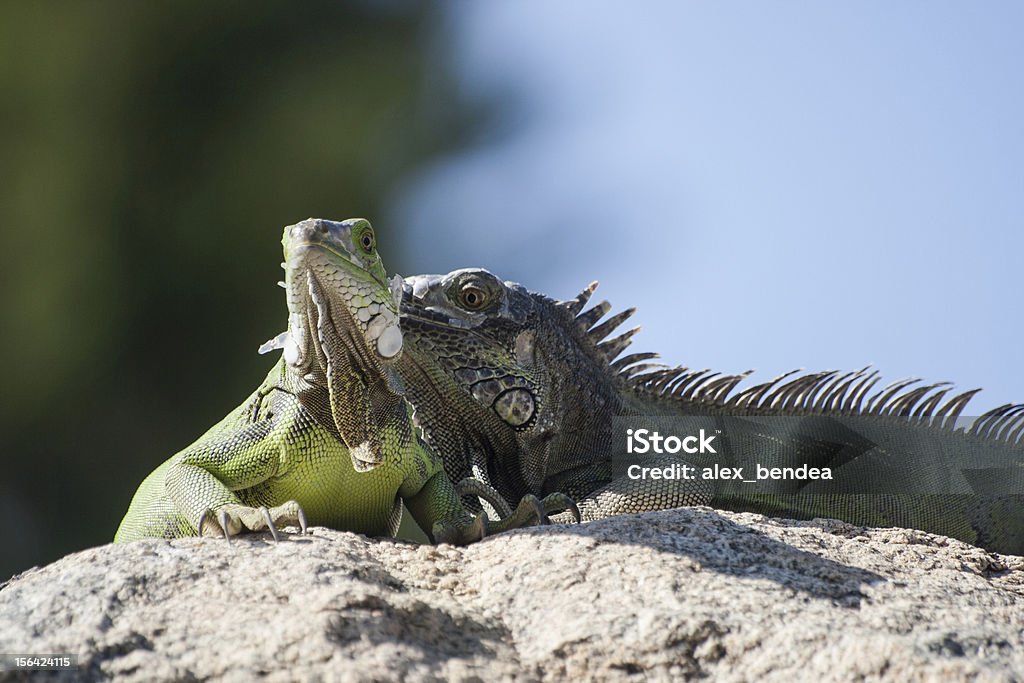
[1,507,1022,682]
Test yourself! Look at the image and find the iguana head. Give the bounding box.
[404,269,543,424]
[277,217,404,368]
[402,268,634,490]
[267,217,408,471]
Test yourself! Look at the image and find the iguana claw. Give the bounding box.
[259,506,280,542]
[218,510,232,542]
[197,500,308,541]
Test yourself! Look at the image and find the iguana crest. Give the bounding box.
[558,280,1024,446]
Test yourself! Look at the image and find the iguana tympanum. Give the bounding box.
[395,268,1024,555]
[114,219,553,545]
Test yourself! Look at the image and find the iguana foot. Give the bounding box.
[431,494,549,544]
[198,500,308,542]
[454,478,580,525]
[485,494,547,534]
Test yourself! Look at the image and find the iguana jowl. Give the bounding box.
[396,268,1024,555]
[114,219,551,544]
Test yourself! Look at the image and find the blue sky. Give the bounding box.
[392,2,1024,411]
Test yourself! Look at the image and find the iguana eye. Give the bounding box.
[460,285,487,310]
[359,229,375,253]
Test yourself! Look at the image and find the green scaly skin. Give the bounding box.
[395,268,1024,555]
[114,219,549,545]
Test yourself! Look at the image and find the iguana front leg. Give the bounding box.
[163,392,309,541]
[165,458,309,541]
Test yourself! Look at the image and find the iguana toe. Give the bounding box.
[486,494,546,534]
[539,493,581,524]
[455,477,513,518]
[432,511,488,546]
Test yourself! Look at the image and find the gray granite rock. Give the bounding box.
[1,508,1022,682]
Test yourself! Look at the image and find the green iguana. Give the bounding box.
[393,268,1024,555]
[114,219,555,545]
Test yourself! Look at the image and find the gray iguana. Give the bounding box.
[114,219,553,544]
[393,268,1024,555]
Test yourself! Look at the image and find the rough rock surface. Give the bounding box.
[1,507,1022,682]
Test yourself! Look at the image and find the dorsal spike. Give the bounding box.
[611,352,660,373]
[596,326,640,362]
[912,383,954,418]
[731,369,802,410]
[846,371,882,414]
[969,403,1018,439]
[704,371,753,403]
[779,371,835,412]
[629,367,670,391]
[1003,406,1024,445]
[935,388,982,430]
[786,372,836,411]
[866,379,920,415]
[647,367,688,391]
[796,370,839,410]
[559,281,599,315]
[694,373,737,400]
[771,371,830,411]
[667,369,710,396]
[886,384,944,417]
[576,301,612,331]
[680,372,722,400]
[622,363,668,379]
[813,371,855,412]
[622,358,1009,446]
[588,308,637,344]
[823,371,866,413]
[912,385,951,420]
[992,405,1024,442]
[765,373,818,410]
[660,368,694,392]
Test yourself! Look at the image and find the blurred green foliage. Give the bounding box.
[0,2,459,578]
